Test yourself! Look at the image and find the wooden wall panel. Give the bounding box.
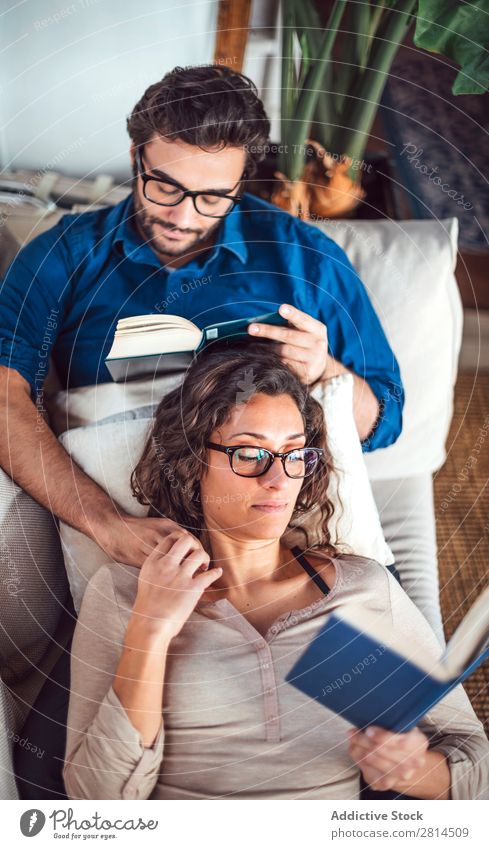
[214,0,253,72]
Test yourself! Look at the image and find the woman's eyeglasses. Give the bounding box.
[135,148,245,218]
[206,442,324,479]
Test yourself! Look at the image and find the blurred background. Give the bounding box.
[1,1,487,305]
[1,0,488,731]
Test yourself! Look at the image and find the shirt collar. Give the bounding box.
[218,201,248,263]
[113,194,248,267]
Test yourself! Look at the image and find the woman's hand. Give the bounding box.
[130,534,222,642]
[113,533,221,749]
[347,725,429,792]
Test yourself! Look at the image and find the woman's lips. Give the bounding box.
[251,502,289,513]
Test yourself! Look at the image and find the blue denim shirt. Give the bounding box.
[0,192,403,451]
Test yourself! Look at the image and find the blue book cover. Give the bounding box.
[199,310,288,348]
[285,594,489,733]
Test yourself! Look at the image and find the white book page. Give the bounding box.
[336,588,489,682]
[333,604,449,681]
[441,585,489,677]
[107,324,202,359]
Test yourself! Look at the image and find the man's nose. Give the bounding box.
[165,196,199,229]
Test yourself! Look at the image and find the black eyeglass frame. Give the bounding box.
[206,441,324,479]
[135,148,245,218]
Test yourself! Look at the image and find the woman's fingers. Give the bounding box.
[355,744,425,771]
[350,726,427,755]
[147,532,201,566]
[348,726,427,784]
[348,730,426,766]
[144,533,212,581]
[361,766,397,791]
[349,742,421,779]
[198,566,223,589]
[180,546,211,576]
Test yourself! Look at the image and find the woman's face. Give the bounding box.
[200,393,307,541]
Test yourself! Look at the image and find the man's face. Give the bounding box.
[131,135,246,260]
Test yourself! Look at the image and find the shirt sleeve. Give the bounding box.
[306,230,404,452]
[63,566,164,800]
[0,222,72,398]
[386,570,489,800]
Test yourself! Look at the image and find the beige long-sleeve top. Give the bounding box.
[63,544,489,800]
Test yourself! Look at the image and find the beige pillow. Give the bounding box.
[59,373,394,612]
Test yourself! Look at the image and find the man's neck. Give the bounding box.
[162,239,214,270]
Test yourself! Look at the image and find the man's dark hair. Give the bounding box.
[127,64,270,177]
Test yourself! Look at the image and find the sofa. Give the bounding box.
[0,182,462,798]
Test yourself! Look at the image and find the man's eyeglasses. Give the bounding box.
[135,148,245,218]
[206,442,324,479]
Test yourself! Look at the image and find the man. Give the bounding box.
[0,64,403,569]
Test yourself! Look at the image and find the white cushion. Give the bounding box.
[47,372,184,436]
[59,372,394,612]
[312,217,462,479]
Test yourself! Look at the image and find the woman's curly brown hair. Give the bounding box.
[131,341,339,554]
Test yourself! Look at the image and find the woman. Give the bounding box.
[63,344,489,800]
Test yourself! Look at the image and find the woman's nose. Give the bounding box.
[261,458,290,489]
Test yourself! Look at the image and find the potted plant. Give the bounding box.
[264,0,488,219]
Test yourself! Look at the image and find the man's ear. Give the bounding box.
[129,144,138,178]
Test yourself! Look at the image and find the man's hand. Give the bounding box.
[90,512,201,569]
[0,365,203,567]
[347,725,429,792]
[248,303,329,385]
[248,302,380,441]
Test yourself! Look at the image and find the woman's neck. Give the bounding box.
[202,530,291,591]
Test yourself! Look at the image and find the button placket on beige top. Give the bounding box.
[196,596,332,743]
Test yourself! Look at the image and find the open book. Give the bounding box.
[285,585,489,732]
[105,311,288,382]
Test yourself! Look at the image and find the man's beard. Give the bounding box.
[131,184,223,259]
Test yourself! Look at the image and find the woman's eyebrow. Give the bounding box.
[228,431,306,440]
[149,165,235,194]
